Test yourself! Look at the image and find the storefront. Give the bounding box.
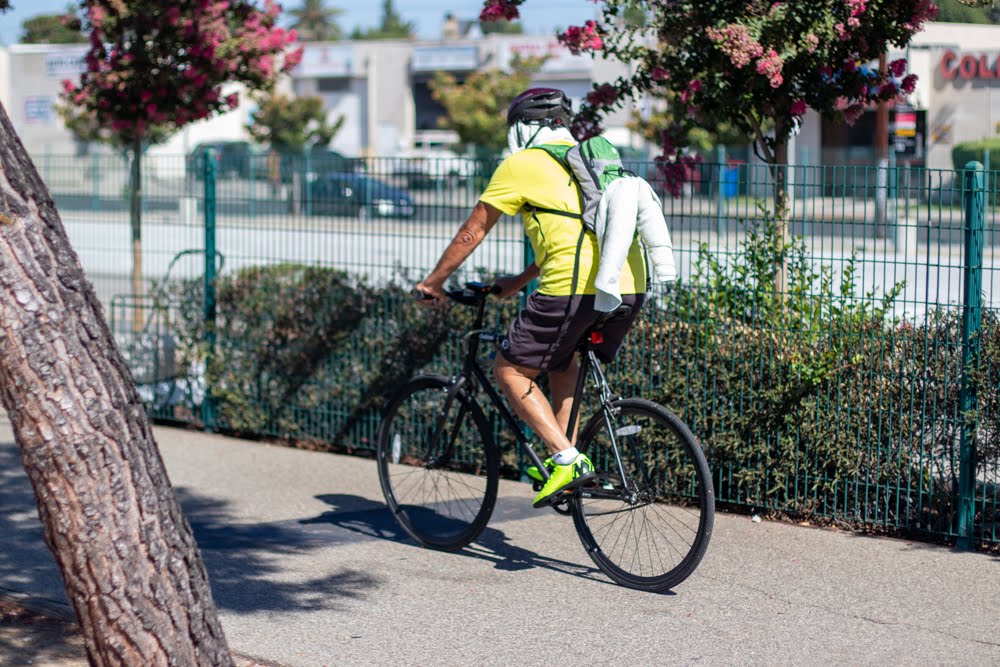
[410,44,480,145]
[291,44,367,156]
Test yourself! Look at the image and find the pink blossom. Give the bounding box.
[480,0,521,22]
[705,23,763,69]
[140,90,153,102]
[655,153,701,199]
[62,79,76,94]
[846,0,867,16]
[586,83,618,107]
[145,103,158,118]
[888,58,907,78]
[843,59,857,72]
[790,99,807,116]
[834,22,850,40]
[571,115,602,141]
[755,49,784,88]
[804,34,819,54]
[284,46,304,69]
[879,81,898,97]
[901,74,918,94]
[558,20,603,55]
[842,103,865,125]
[905,0,939,31]
[651,67,669,82]
[225,93,239,108]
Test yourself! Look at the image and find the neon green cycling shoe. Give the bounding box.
[532,453,596,508]
[525,457,554,483]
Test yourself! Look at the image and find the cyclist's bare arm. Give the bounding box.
[495,263,540,299]
[416,201,503,300]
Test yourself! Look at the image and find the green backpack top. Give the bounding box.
[530,136,633,233]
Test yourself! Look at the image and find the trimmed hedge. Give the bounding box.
[158,220,999,536]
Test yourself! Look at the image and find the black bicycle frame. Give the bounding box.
[444,296,627,485]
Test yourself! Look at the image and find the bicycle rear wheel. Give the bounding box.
[377,374,498,551]
[572,398,714,592]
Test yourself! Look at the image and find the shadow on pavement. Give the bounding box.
[0,444,73,606]
[302,493,611,586]
[0,437,380,615]
[174,488,379,613]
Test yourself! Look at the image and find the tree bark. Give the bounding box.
[0,104,233,664]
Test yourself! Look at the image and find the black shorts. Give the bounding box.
[500,293,645,372]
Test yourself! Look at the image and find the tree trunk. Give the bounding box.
[773,132,789,298]
[0,105,233,665]
[130,136,143,332]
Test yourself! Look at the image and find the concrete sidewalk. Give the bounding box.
[1,421,998,666]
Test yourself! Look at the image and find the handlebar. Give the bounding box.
[413,281,502,306]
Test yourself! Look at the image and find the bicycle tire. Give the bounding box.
[571,398,714,592]
[377,374,498,551]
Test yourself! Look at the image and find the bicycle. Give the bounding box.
[376,281,714,592]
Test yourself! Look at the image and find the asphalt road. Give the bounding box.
[1,419,999,666]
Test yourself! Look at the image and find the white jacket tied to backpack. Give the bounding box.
[528,136,677,312]
[593,176,677,312]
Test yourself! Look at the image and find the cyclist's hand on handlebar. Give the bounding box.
[413,280,446,303]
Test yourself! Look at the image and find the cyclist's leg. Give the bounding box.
[548,355,580,444]
[494,355,571,456]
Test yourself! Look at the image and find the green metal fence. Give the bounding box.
[33,150,1000,548]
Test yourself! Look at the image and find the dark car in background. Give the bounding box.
[308,172,415,220]
[187,140,257,180]
[256,146,365,183]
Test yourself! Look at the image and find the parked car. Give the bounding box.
[255,146,365,184]
[186,140,258,180]
[308,172,415,220]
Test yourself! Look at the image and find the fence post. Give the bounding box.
[957,160,984,549]
[202,149,218,432]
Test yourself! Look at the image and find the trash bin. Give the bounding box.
[722,160,742,198]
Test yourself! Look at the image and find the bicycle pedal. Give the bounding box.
[532,481,543,492]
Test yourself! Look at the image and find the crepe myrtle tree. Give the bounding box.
[481,0,937,292]
[60,0,302,309]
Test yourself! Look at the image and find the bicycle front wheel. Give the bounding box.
[376,374,498,551]
[572,398,714,592]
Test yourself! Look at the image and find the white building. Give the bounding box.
[2,22,999,172]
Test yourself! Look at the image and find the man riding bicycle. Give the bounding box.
[415,87,647,508]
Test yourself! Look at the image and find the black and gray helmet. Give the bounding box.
[506,87,572,127]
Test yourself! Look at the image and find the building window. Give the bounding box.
[318,77,350,93]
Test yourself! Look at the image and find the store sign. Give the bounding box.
[891,105,924,157]
[939,50,1000,80]
[293,45,356,78]
[499,38,591,73]
[44,48,87,78]
[411,46,478,72]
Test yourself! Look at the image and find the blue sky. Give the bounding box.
[0,0,599,45]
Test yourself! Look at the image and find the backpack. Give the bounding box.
[529,136,633,233]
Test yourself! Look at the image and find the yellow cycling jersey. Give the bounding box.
[480,141,647,297]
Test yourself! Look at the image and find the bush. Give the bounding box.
[952,137,1000,192]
